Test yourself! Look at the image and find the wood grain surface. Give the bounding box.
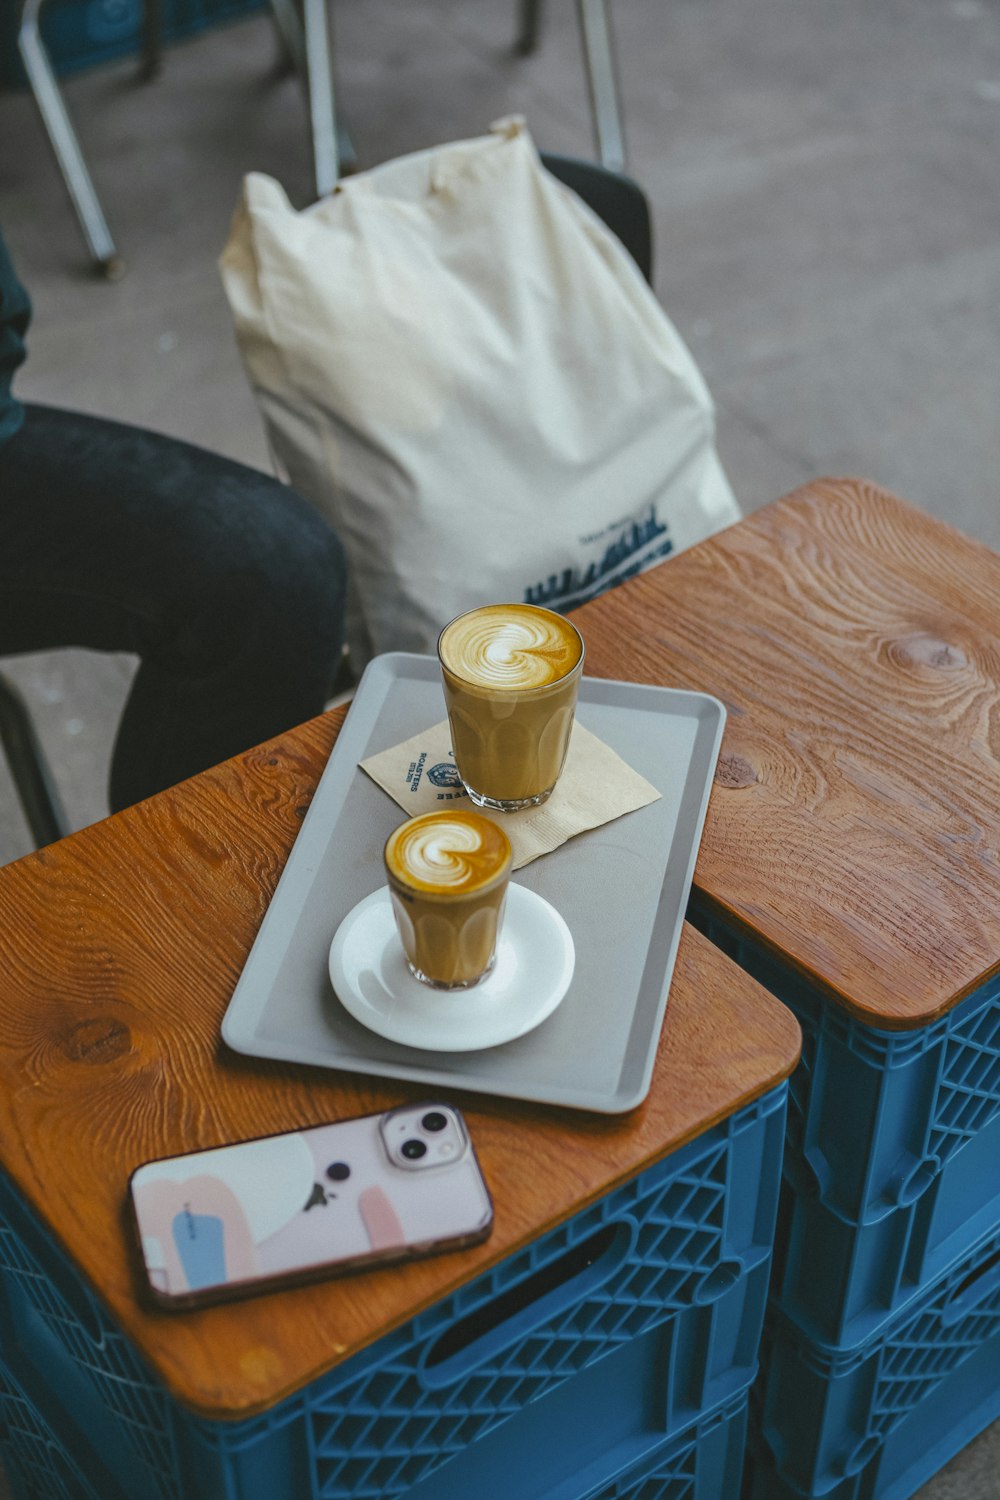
[574,476,1000,1028]
[0,708,798,1420]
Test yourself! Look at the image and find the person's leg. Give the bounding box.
[0,404,348,812]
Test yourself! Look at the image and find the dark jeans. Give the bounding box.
[0,404,348,812]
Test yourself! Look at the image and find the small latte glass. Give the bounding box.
[437,603,585,813]
[384,811,513,990]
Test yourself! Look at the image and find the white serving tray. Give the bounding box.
[222,653,726,1113]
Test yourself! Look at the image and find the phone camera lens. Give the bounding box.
[401,1139,427,1160]
[422,1111,448,1133]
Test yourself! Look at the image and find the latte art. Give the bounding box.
[386,812,512,896]
[439,605,582,691]
[438,603,585,810]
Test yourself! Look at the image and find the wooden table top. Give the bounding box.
[0,708,799,1421]
[575,476,1000,1030]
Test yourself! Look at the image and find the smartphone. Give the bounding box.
[129,1102,493,1309]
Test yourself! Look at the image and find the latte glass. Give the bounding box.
[384,811,513,990]
[437,604,585,812]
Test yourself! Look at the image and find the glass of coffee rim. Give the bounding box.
[384,810,513,990]
[437,603,585,813]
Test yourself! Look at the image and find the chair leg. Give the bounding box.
[576,0,626,173]
[515,0,543,55]
[17,0,124,278]
[265,0,339,195]
[140,0,163,80]
[302,0,339,195]
[267,0,307,77]
[0,676,70,851]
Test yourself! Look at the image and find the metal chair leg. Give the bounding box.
[301,0,339,194]
[267,0,307,77]
[17,0,123,278]
[264,0,339,194]
[577,0,626,173]
[22,0,338,268]
[140,0,163,80]
[515,0,543,55]
[0,675,70,851]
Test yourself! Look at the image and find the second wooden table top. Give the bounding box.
[575,476,1000,1029]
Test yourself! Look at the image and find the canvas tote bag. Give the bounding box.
[220,118,740,668]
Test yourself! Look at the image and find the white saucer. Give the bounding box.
[328,885,575,1052]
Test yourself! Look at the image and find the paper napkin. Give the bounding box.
[360,720,660,869]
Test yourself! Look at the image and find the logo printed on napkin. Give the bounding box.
[360,720,660,869]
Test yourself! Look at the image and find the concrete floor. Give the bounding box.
[1,0,1000,1492]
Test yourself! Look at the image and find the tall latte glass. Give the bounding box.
[438,604,585,812]
[384,811,513,990]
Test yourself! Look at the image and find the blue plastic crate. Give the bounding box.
[754,1217,1000,1497]
[770,1098,1000,1346]
[690,899,1000,1225]
[0,0,265,88]
[0,1348,751,1500]
[551,1388,749,1499]
[0,1086,786,1500]
[0,1343,121,1500]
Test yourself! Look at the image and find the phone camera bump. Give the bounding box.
[401,1139,428,1160]
[421,1111,448,1133]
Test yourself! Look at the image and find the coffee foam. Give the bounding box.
[385,811,511,894]
[439,605,582,691]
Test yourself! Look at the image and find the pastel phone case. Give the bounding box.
[129,1103,493,1308]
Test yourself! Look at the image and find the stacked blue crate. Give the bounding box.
[0,1085,788,1500]
[750,1219,1000,1500]
[690,900,1000,1498]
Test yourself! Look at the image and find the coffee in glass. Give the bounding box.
[437,604,584,812]
[384,810,513,989]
